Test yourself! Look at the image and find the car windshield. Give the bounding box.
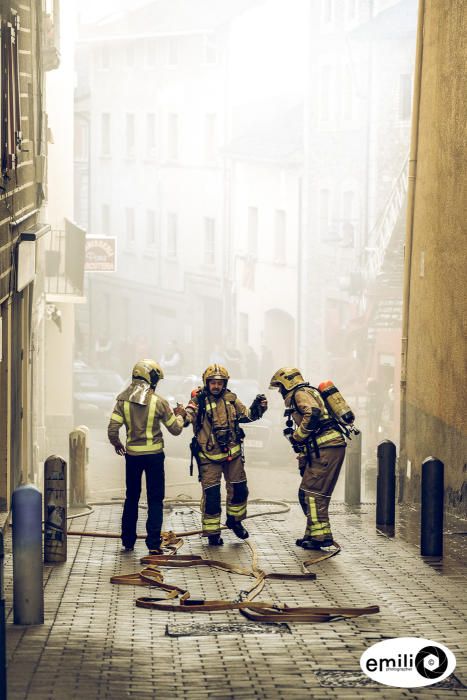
[76,371,124,393]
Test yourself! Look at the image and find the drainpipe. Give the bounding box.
[399,0,425,491]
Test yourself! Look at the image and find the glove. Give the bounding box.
[173,403,186,419]
[249,394,267,420]
[305,408,321,433]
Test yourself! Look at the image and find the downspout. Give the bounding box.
[399,0,425,496]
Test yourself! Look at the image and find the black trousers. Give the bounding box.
[121,452,165,550]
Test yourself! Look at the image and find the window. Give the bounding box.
[167,213,177,258]
[399,74,412,121]
[168,114,179,161]
[125,208,135,246]
[168,38,178,66]
[346,0,357,22]
[204,218,215,265]
[274,210,286,263]
[126,43,135,68]
[239,313,249,347]
[147,113,156,156]
[342,65,353,121]
[247,207,258,258]
[322,0,334,24]
[101,113,110,156]
[204,34,217,64]
[146,38,157,67]
[99,44,110,70]
[126,114,135,157]
[320,66,332,121]
[74,119,88,160]
[102,204,110,236]
[204,114,217,162]
[320,189,330,238]
[146,210,159,247]
[342,190,355,246]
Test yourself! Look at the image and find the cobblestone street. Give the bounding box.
[3,500,466,699]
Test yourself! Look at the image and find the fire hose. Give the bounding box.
[68,500,380,624]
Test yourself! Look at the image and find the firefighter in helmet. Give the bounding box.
[269,367,346,550]
[183,364,268,545]
[107,359,184,554]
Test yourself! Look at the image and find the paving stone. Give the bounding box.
[2,501,466,699]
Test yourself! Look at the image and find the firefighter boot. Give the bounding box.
[226,516,249,539]
[207,534,224,546]
[298,536,333,550]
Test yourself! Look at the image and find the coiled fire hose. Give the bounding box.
[68,498,380,623]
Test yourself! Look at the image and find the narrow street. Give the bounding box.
[3,496,466,699]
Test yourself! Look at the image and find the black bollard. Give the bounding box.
[376,440,396,528]
[0,531,6,699]
[421,457,444,557]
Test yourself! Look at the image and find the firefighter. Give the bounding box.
[269,367,346,550]
[183,364,268,545]
[107,359,184,554]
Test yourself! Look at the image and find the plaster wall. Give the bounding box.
[402,0,467,515]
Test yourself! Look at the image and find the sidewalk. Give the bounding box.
[3,500,466,699]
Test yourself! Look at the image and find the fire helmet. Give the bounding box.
[269,367,305,393]
[132,359,164,388]
[202,364,230,387]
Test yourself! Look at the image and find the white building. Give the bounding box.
[75,0,256,375]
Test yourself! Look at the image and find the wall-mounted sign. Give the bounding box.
[84,236,116,272]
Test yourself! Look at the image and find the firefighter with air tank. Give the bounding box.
[270,367,357,550]
[180,364,268,546]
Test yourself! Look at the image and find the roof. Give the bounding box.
[80,0,262,40]
[225,100,303,164]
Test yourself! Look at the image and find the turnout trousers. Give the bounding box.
[122,452,165,550]
[298,445,345,544]
[200,456,248,535]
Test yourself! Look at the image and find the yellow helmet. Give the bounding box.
[132,359,164,388]
[202,364,230,386]
[269,367,305,392]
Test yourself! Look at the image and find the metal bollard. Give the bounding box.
[76,425,90,466]
[376,440,396,528]
[344,432,362,505]
[12,485,44,625]
[69,428,87,507]
[0,531,7,698]
[421,457,444,557]
[44,455,67,563]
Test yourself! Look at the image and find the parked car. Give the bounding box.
[73,365,125,428]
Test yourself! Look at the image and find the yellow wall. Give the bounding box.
[401,0,467,514]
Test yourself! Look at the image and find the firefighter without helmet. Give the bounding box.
[132,359,164,388]
[269,367,305,393]
[202,364,230,387]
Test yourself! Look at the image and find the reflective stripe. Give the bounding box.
[165,413,176,427]
[111,412,124,424]
[296,424,309,439]
[206,402,216,410]
[200,444,241,461]
[227,503,247,513]
[227,506,246,516]
[126,441,163,454]
[146,395,158,444]
[203,516,221,524]
[316,430,342,445]
[124,401,131,438]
